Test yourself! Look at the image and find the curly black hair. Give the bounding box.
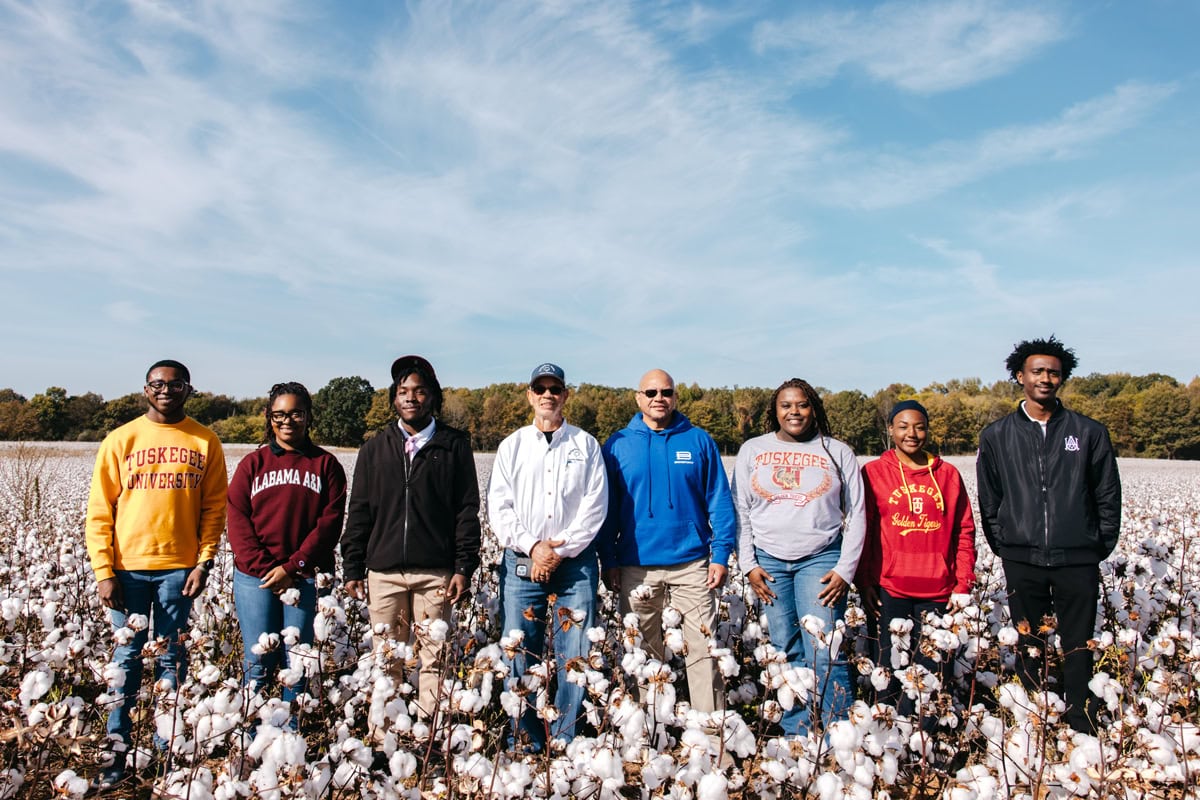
[1004,335,1078,381]
[264,381,314,446]
[766,378,831,437]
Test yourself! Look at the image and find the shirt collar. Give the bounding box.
[399,417,437,445]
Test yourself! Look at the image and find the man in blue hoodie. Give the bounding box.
[599,368,737,714]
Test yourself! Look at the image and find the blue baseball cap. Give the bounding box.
[530,363,565,386]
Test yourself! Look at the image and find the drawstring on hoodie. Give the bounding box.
[896,450,945,512]
[644,428,676,517]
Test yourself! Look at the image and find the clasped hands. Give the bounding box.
[530,539,565,583]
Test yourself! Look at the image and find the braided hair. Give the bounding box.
[767,378,847,519]
[264,381,314,446]
[766,378,831,436]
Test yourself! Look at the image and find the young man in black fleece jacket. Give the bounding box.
[976,335,1121,734]
[341,355,481,726]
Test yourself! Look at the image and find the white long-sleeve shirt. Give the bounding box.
[487,422,608,559]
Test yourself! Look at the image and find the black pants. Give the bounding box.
[878,589,950,720]
[1001,559,1100,733]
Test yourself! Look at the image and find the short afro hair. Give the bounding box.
[146,359,191,384]
[1004,335,1078,381]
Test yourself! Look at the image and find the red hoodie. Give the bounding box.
[857,450,976,600]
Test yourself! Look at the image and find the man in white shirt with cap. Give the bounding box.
[487,362,608,752]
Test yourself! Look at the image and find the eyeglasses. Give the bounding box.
[638,388,675,398]
[146,380,189,393]
[530,384,565,396]
[269,410,308,423]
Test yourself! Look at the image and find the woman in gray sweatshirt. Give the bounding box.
[733,378,866,736]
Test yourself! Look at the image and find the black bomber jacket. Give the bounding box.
[976,402,1121,567]
[341,422,482,581]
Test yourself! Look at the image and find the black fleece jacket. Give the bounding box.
[976,402,1121,568]
[341,422,481,580]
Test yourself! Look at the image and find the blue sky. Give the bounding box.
[2,0,1197,400]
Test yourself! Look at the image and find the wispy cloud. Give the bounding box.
[753,0,1067,93]
[0,1,1196,397]
[814,81,1176,209]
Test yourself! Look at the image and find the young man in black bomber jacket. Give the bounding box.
[976,335,1121,734]
[341,355,481,730]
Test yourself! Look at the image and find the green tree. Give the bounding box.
[592,386,637,444]
[474,385,530,450]
[64,392,106,440]
[211,414,265,444]
[28,387,69,440]
[99,393,147,433]
[313,376,375,447]
[1133,382,1198,459]
[824,389,880,454]
[187,392,238,425]
[0,394,39,440]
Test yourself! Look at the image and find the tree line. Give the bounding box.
[2,372,1198,459]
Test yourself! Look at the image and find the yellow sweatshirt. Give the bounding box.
[86,415,228,581]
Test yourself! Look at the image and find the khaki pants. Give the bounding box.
[620,558,722,713]
[367,568,452,722]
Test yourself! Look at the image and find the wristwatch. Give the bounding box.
[197,559,215,573]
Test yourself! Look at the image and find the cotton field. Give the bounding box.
[1,443,1198,799]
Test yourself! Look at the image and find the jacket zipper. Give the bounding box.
[1038,423,1049,554]
[402,435,411,567]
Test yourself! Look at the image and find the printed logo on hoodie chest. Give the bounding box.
[674,450,693,465]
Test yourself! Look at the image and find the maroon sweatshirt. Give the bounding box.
[227,441,347,578]
[857,449,976,601]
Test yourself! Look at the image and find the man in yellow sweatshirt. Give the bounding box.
[86,359,227,787]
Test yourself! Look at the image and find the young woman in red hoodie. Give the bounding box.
[856,400,976,715]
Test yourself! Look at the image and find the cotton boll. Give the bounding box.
[251,632,281,656]
[426,619,450,643]
[997,627,1019,647]
[195,663,222,686]
[587,626,606,644]
[696,771,726,800]
[18,667,53,708]
[662,607,683,628]
[641,754,675,791]
[814,771,842,800]
[51,770,88,798]
[664,628,686,657]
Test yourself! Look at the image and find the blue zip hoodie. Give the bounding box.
[598,412,737,569]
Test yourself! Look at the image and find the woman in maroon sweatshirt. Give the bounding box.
[227,382,347,705]
[856,400,976,716]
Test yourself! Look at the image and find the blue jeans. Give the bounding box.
[107,569,193,744]
[499,547,598,750]
[233,569,318,703]
[756,544,852,735]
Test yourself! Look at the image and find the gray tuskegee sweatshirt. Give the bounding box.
[732,432,866,583]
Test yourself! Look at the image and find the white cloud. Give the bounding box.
[753,0,1066,93]
[815,81,1176,209]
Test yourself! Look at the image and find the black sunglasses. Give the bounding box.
[638,388,674,398]
[530,384,565,396]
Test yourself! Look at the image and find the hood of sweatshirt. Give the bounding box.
[625,410,694,438]
[875,447,943,477]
